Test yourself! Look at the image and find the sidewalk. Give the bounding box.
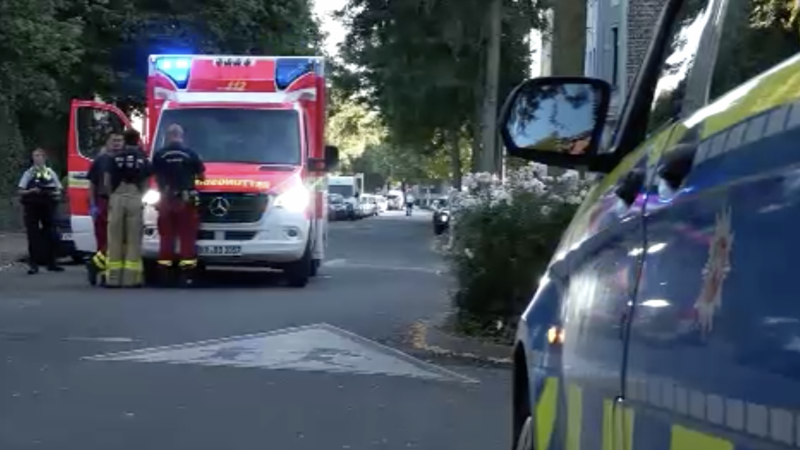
[408,313,513,366]
[0,232,27,271]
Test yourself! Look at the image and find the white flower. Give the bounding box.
[566,195,583,204]
[464,248,474,259]
[541,205,553,216]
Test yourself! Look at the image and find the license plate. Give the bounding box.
[60,233,72,241]
[198,245,242,256]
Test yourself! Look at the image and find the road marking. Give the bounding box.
[84,323,477,383]
[63,337,136,343]
[323,259,444,274]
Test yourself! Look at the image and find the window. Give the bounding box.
[329,185,354,197]
[611,26,619,87]
[153,108,302,165]
[708,0,800,101]
[645,0,715,135]
[76,107,126,160]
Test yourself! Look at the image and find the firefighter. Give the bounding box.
[86,132,123,284]
[17,148,64,274]
[151,124,205,286]
[105,129,150,287]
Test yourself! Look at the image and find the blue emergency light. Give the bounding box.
[154,56,192,88]
[275,58,315,90]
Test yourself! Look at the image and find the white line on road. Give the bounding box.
[63,337,136,343]
[323,258,444,274]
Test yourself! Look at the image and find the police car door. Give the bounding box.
[67,100,133,254]
[627,0,800,447]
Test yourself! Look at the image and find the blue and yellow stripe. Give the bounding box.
[532,374,796,450]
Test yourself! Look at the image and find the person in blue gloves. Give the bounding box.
[86,132,123,284]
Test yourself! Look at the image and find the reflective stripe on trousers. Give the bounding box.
[106,183,144,287]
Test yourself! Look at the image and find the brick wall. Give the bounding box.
[625,0,664,88]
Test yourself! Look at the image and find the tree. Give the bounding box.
[0,0,83,228]
[0,0,321,230]
[337,0,543,186]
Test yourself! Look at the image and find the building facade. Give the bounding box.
[584,0,663,120]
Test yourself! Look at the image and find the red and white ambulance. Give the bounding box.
[67,55,338,287]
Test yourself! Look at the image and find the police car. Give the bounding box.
[503,0,800,449]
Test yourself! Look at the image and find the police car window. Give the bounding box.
[708,0,800,101]
[645,0,714,135]
[76,107,126,160]
[153,108,302,165]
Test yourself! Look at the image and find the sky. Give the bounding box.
[312,0,348,58]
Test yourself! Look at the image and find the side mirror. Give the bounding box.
[325,145,340,171]
[499,77,611,169]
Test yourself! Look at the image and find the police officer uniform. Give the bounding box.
[152,134,205,285]
[18,164,63,274]
[105,131,150,287]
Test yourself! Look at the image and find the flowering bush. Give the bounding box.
[443,163,592,339]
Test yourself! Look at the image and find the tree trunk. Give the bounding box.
[478,0,502,174]
[0,92,26,231]
[449,131,462,191]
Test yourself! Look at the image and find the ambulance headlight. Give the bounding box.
[142,189,161,205]
[274,185,310,212]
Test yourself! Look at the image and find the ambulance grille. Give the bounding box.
[198,193,268,223]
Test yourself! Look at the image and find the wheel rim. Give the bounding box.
[515,416,533,450]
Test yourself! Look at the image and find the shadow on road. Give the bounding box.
[172,268,297,289]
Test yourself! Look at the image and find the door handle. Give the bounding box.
[657,143,696,190]
[614,169,645,206]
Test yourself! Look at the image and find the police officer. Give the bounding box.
[105,129,150,287]
[86,132,123,283]
[17,148,64,274]
[151,124,205,286]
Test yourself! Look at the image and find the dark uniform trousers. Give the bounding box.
[23,197,58,266]
[106,183,144,286]
[157,194,199,268]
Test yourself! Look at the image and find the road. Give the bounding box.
[0,210,511,450]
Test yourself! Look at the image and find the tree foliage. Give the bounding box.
[336,0,544,185]
[0,0,320,229]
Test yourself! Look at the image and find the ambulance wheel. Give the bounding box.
[143,261,159,286]
[285,247,312,288]
[72,252,86,265]
[310,259,321,277]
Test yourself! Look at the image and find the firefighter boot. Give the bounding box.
[156,260,176,287]
[177,260,198,288]
[86,251,107,286]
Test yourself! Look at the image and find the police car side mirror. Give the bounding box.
[324,145,340,171]
[499,76,611,170]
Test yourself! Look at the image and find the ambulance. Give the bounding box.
[66,55,338,287]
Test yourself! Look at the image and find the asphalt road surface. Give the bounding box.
[0,210,510,450]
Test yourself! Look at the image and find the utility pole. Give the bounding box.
[478,0,502,174]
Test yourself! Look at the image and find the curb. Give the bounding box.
[408,318,513,366]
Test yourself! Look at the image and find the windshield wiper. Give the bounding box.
[258,164,297,171]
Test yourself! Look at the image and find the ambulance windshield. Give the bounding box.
[153,108,302,165]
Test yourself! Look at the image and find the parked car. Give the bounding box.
[327,193,348,221]
[505,1,800,449]
[386,191,404,210]
[431,198,449,235]
[358,194,378,217]
[375,195,388,213]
